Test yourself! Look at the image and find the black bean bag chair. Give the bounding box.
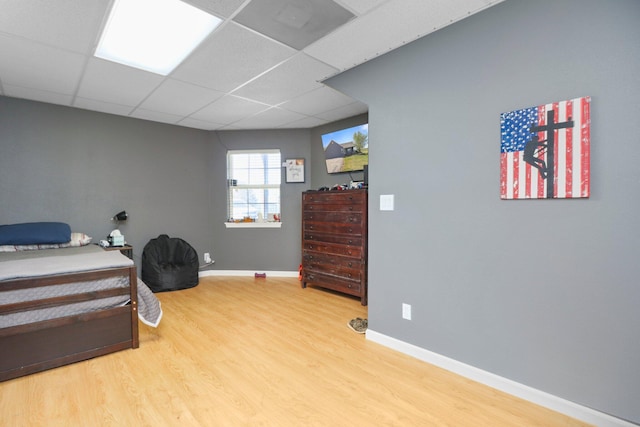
[142,234,199,292]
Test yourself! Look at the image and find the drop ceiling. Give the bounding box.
[0,0,503,130]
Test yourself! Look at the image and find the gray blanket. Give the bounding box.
[0,246,162,328]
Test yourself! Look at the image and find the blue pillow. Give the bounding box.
[0,222,72,245]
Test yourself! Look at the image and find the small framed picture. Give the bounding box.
[285,159,305,183]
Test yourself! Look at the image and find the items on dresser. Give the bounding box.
[301,189,367,305]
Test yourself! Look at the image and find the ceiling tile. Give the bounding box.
[73,97,136,116]
[232,53,338,105]
[0,0,109,54]
[76,58,163,107]
[0,34,85,95]
[231,107,308,129]
[316,101,368,122]
[172,22,296,93]
[182,0,248,19]
[130,108,183,125]
[305,0,502,72]
[280,86,356,116]
[3,84,73,106]
[137,79,224,117]
[178,116,226,130]
[278,115,329,129]
[191,95,271,125]
[334,0,389,15]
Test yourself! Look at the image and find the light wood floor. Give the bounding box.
[1,276,591,426]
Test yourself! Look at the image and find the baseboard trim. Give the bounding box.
[365,329,636,427]
[199,270,298,278]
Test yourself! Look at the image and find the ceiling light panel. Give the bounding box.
[95,0,222,75]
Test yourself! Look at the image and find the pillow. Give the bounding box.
[0,232,92,252]
[0,222,71,245]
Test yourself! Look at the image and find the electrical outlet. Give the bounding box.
[204,252,211,263]
[402,303,412,320]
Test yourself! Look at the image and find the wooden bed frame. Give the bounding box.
[0,265,139,382]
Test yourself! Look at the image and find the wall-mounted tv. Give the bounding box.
[321,123,368,174]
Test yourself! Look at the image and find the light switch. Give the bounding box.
[380,194,394,211]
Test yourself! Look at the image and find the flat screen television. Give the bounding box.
[321,123,368,174]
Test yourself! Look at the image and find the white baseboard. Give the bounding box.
[365,329,636,427]
[199,270,298,278]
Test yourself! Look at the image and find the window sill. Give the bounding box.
[224,222,282,229]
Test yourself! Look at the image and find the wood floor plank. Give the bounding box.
[0,276,591,426]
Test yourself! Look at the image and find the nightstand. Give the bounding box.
[102,244,133,260]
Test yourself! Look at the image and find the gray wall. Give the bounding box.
[0,96,314,272]
[326,0,640,423]
[0,96,213,268]
[207,129,311,271]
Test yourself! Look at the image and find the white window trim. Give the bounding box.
[224,222,282,229]
[226,149,282,227]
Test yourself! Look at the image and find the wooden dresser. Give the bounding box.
[301,189,367,305]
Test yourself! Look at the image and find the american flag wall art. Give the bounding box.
[500,96,591,199]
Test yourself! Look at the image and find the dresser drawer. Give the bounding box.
[303,241,362,258]
[303,231,362,246]
[303,211,362,224]
[303,221,362,235]
[302,270,361,296]
[302,252,363,280]
[302,190,366,205]
[303,203,364,213]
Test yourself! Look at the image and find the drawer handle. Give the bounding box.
[308,245,313,250]
[309,235,313,240]
[310,225,314,230]
[348,262,352,267]
[309,206,313,210]
[348,228,353,233]
[349,206,353,211]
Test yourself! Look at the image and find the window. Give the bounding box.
[226,150,281,223]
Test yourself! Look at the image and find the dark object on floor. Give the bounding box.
[142,234,199,292]
[348,317,368,334]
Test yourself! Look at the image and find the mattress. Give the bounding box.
[0,245,162,328]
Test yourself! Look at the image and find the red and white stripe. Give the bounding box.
[500,96,590,199]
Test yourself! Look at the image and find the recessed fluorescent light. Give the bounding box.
[95,0,222,75]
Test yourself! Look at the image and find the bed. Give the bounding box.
[0,223,162,382]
